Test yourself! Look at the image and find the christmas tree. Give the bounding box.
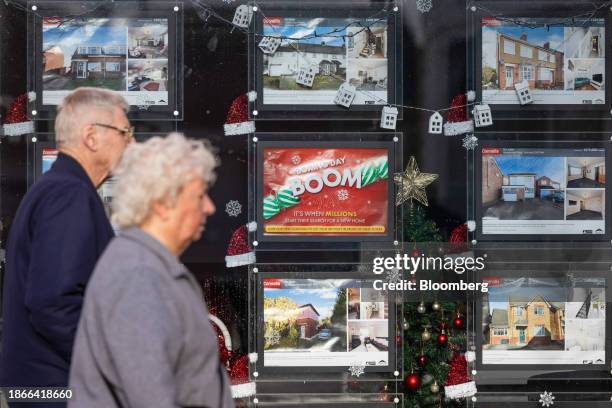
[403,302,467,408]
[401,202,466,407]
[402,203,442,243]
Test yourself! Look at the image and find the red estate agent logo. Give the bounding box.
[482,148,501,155]
[264,17,283,26]
[263,278,284,289]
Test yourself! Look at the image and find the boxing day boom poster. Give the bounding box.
[258,143,395,241]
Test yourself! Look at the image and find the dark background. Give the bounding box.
[0,0,467,360]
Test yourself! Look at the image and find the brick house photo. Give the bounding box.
[481,154,565,220]
[487,294,565,350]
[496,32,564,90]
[42,21,127,91]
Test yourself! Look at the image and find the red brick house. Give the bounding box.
[70,45,126,80]
[296,304,320,339]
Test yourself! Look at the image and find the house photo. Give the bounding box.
[482,155,565,220]
[348,320,388,353]
[42,20,127,91]
[482,25,564,90]
[485,291,565,350]
[128,21,168,59]
[262,21,347,91]
[567,157,605,188]
[347,25,387,59]
[565,189,604,220]
[348,288,360,320]
[565,59,605,91]
[347,59,387,91]
[263,281,347,352]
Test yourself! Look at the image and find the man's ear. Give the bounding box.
[82,124,99,152]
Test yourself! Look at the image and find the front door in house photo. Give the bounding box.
[77,62,86,78]
[505,66,513,87]
[518,327,526,344]
[300,325,306,339]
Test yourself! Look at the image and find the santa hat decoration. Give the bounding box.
[229,353,257,398]
[224,91,257,136]
[225,222,257,268]
[444,353,477,399]
[443,92,474,136]
[2,93,35,136]
[208,313,257,399]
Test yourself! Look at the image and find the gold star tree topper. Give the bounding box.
[394,156,438,206]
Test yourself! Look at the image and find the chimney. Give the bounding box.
[520,33,528,41]
[543,42,550,50]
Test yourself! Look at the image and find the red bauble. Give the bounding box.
[405,373,421,391]
[437,331,448,346]
[453,315,465,330]
[439,321,449,330]
[417,354,428,367]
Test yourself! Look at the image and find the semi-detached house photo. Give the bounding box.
[482,155,565,220]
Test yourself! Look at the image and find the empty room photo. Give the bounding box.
[566,157,605,188]
[565,190,604,220]
[482,155,565,220]
[347,320,388,353]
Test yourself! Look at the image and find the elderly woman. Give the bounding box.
[68,133,233,408]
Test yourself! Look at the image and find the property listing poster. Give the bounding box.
[262,17,388,105]
[482,277,606,365]
[42,17,169,106]
[482,17,605,104]
[262,147,390,236]
[263,278,389,367]
[481,146,606,235]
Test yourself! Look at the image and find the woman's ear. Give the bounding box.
[151,198,172,222]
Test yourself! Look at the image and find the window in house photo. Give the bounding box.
[515,307,524,316]
[503,39,515,55]
[105,62,120,72]
[522,65,533,81]
[534,306,544,315]
[520,45,533,58]
[534,325,545,336]
[87,62,101,72]
[493,327,508,336]
[538,49,547,61]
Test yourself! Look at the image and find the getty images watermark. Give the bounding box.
[371,253,489,293]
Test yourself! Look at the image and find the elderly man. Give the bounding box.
[69,133,233,408]
[0,88,131,395]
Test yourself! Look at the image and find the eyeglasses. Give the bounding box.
[93,123,134,142]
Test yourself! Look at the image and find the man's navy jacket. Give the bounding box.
[0,153,114,390]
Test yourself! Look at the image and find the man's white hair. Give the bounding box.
[55,87,129,148]
[112,132,218,228]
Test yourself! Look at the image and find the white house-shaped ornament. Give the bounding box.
[258,34,281,55]
[380,106,399,130]
[334,83,356,108]
[295,64,318,88]
[514,80,533,105]
[428,111,443,134]
[232,5,253,29]
[472,104,493,127]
